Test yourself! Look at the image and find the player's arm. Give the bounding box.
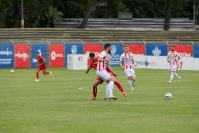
[120,56,124,70]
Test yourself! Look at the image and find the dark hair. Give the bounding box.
[36,51,40,54]
[89,52,95,58]
[104,43,112,49]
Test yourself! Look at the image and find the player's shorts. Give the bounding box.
[169,64,176,72]
[124,69,136,77]
[38,65,46,71]
[96,70,112,81]
[96,71,115,82]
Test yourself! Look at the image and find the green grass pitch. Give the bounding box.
[0,67,199,133]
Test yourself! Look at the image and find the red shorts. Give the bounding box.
[38,65,46,71]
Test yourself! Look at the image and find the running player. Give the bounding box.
[86,52,128,100]
[35,51,52,82]
[120,44,136,90]
[167,45,182,83]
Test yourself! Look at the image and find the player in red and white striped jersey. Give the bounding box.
[120,45,136,90]
[167,45,182,83]
[96,43,117,100]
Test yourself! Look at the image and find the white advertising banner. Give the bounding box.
[67,54,88,70]
[134,55,199,70]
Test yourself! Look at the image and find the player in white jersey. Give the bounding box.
[167,45,182,83]
[120,45,136,90]
[96,43,117,100]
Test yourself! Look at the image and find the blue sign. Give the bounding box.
[193,44,199,58]
[0,42,14,68]
[146,43,168,56]
[110,43,123,66]
[31,44,48,68]
[65,43,84,66]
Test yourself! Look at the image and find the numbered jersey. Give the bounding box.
[97,51,109,71]
[167,51,180,65]
[120,52,135,70]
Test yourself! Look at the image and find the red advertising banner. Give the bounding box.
[49,44,64,67]
[15,43,30,68]
[128,43,145,55]
[84,43,102,54]
[169,44,192,57]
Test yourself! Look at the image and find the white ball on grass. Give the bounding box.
[164,92,173,100]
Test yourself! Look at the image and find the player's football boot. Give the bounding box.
[108,97,118,100]
[50,71,52,76]
[35,79,39,82]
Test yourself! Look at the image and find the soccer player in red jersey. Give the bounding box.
[86,52,128,100]
[35,51,52,82]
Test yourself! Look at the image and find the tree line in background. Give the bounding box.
[0,0,198,29]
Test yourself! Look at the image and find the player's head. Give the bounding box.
[36,51,41,57]
[124,44,129,53]
[89,52,95,60]
[170,45,175,51]
[104,43,112,54]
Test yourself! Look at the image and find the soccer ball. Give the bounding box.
[10,69,15,73]
[164,92,173,100]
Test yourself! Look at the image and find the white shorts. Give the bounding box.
[170,64,177,72]
[124,69,136,77]
[96,70,111,81]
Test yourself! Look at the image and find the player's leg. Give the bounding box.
[114,79,128,97]
[35,69,40,82]
[91,79,103,100]
[96,70,116,100]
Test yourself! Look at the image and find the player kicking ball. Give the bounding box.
[167,45,182,84]
[35,51,52,82]
[120,44,137,90]
[86,52,128,100]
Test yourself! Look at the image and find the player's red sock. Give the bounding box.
[36,72,39,79]
[92,85,97,97]
[114,81,125,93]
[44,71,50,75]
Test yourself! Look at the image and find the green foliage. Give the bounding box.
[0,0,198,27]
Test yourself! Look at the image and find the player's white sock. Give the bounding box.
[174,72,181,79]
[107,81,114,98]
[128,80,133,87]
[106,86,110,98]
[169,72,174,82]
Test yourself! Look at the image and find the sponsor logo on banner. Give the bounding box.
[127,44,145,55]
[152,46,161,56]
[110,43,123,66]
[65,43,84,67]
[169,44,192,57]
[15,51,29,61]
[51,51,64,61]
[15,43,30,68]
[0,48,13,56]
[0,43,14,68]
[146,43,167,56]
[50,44,64,67]
[71,45,77,54]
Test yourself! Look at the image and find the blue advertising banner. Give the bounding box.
[110,43,123,66]
[193,44,199,58]
[0,42,14,68]
[146,43,168,56]
[31,44,48,68]
[65,43,84,66]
